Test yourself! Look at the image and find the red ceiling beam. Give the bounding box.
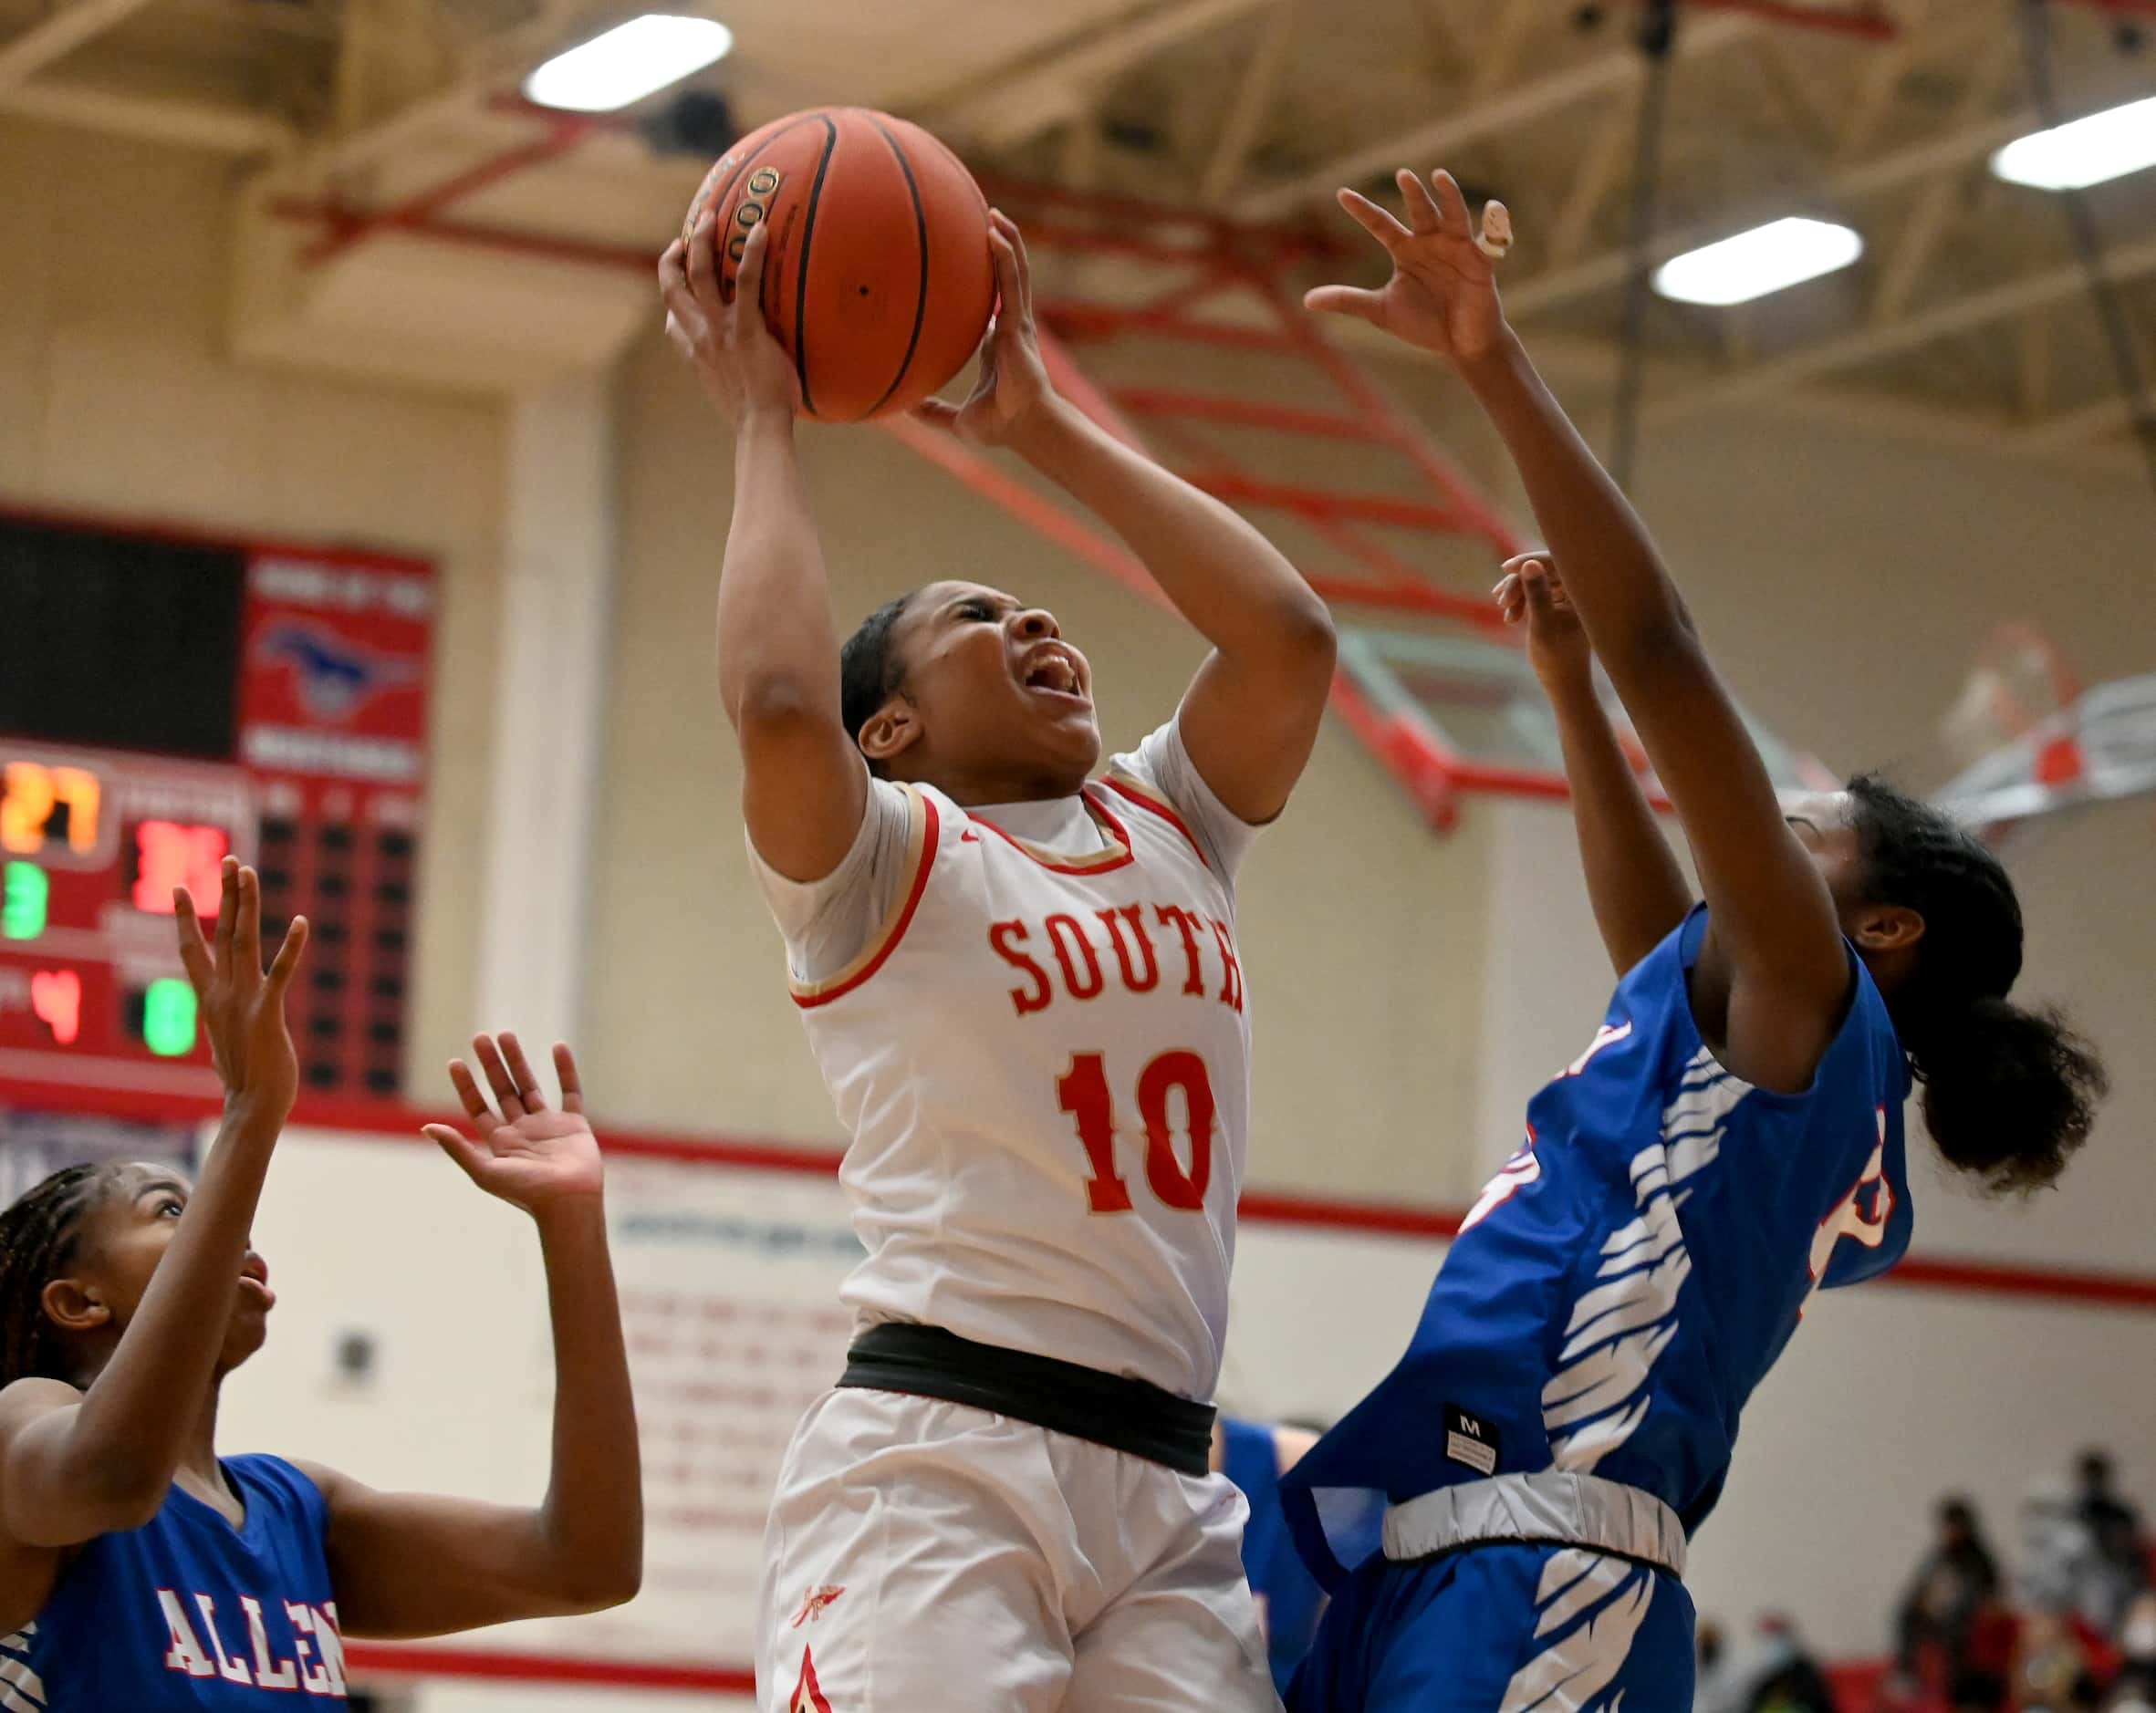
[1676,0,1900,38]
[1110,388,1394,442]
[298,117,599,266]
[1035,300,1306,352]
[1180,471,1481,532]
[271,201,653,272]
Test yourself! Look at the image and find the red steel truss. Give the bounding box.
[262,78,1859,829]
[888,175,1568,826]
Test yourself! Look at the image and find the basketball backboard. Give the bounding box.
[1936,670,2156,842]
[1333,623,1838,829]
[1932,624,2156,844]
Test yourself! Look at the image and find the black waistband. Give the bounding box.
[1398,1535,1680,1580]
[838,1323,1215,1477]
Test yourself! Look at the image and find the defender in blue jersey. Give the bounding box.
[0,861,644,1708]
[1283,169,2109,1712]
[1216,1417,1385,1696]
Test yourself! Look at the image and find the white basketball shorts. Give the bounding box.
[756,1386,1282,1712]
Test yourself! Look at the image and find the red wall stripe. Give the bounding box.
[344,1644,1892,1702]
[346,1642,754,1692]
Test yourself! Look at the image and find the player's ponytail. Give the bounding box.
[0,1164,110,1390]
[838,592,917,775]
[1847,774,2108,1194]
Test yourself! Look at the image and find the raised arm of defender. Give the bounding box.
[1495,555,1693,980]
[0,863,305,1558]
[1311,169,1849,1090]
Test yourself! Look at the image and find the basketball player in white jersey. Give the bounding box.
[661,205,1336,1710]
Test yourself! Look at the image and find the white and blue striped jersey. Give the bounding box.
[1285,906,1914,1583]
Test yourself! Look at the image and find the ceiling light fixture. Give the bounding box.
[1651,216,1865,306]
[524,16,734,114]
[1991,93,2156,192]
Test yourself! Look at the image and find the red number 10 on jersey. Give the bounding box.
[1056,1049,1216,1213]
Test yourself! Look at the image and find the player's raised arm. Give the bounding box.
[916,209,1336,825]
[1308,170,1847,1089]
[661,213,868,883]
[0,861,306,1551]
[294,1033,641,1636]
[1496,555,1693,979]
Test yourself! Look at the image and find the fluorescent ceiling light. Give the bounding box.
[1652,217,1864,306]
[523,16,734,113]
[1991,94,2156,192]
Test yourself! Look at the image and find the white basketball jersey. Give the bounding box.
[788,764,1250,1400]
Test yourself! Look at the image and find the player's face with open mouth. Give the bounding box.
[896,580,1101,784]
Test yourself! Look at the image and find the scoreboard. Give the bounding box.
[0,508,432,1100]
[0,745,255,1082]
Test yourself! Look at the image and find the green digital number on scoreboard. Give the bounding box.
[2,861,47,940]
[141,977,198,1058]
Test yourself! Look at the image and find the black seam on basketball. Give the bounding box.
[704,114,817,299]
[793,113,839,418]
[859,115,932,422]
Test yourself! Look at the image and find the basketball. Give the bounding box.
[682,108,995,423]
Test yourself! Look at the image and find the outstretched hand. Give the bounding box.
[1305,168,1513,365]
[1495,553,1592,692]
[913,209,1060,449]
[175,856,308,1122]
[425,1034,604,1215]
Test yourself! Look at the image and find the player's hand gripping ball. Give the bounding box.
[680,108,996,422]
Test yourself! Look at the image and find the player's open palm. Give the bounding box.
[1307,169,1513,365]
[916,210,1055,447]
[660,213,801,425]
[1495,554,1592,692]
[175,856,308,1121]
[426,1034,604,1214]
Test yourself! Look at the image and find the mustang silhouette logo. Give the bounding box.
[256,623,419,720]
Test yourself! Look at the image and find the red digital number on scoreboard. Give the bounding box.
[130,822,230,917]
[29,968,81,1045]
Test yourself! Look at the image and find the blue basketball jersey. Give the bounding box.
[1221,1417,1383,1695]
[4,1453,348,1708]
[1285,908,1913,1584]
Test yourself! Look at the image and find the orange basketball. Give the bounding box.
[682,108,995,423]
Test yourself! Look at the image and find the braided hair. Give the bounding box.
[0,1164,116,1390]
[1846,774,2108,1193]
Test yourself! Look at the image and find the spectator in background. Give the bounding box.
[1901,1497,2006,1682]
[2077,1452,2148,1620]
[1696,1617,1745,1713]
[2025,1477,2128,1638]
[1746,1613,1838,1713]
[2107,1591,2156,1710]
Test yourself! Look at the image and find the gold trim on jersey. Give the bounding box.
[969,785,1135,876]
[1097,770,1213,876]
[789,785,938,1008]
